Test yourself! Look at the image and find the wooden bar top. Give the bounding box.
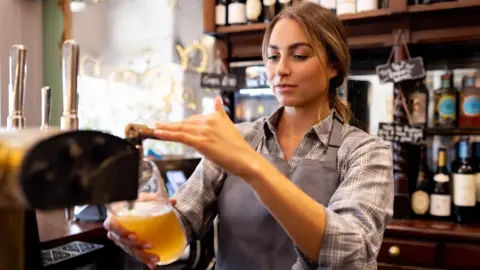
[385,219,480,243]
[36,210,105,249]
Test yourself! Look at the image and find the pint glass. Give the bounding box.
[107,159,187,265]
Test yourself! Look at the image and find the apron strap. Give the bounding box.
[247,120,266,151]
[326,112,344,163]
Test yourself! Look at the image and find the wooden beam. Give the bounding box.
[203,0,215,33]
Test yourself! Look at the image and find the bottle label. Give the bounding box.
[279,0,292,4]
[438,95,456,118]
[476,173,480,203]
[215,5,227,25]
[228,3,247,24]
[453,174,476,207]
[337,0,356,15]
[410,93,427,125]
[462,95,480,117]
[430,194,451,216]
[246,0,262,20]
[263,0,276,6]
[433,173,449,183]
[357,0,378,12]
[412,190,429,215]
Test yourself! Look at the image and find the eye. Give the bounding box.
[293,55,307,60]
[267,55,279,61]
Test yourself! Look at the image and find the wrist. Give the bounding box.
[240,151,269,183]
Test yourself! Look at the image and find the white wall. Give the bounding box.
[0,0,43,127]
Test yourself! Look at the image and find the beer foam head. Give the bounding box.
[117,201,171,217]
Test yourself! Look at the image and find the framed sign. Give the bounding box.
[376,57,426,84]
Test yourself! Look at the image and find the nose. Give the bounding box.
[276,56,291,77]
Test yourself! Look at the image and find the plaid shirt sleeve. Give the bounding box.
[172,157,226,242]
[294,135,394,270]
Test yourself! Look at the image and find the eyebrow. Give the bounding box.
[268,42,313,51]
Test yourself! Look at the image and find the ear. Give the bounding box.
[327,63,339,80]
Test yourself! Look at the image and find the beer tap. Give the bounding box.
[60,39,80,222]
[40,87,51,131]
[7,45,27,130]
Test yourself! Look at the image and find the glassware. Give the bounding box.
[107,159,187,265]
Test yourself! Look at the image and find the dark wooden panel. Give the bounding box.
[378,238,438,268]
[444,243,480,269]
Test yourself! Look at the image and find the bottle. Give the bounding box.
[279,0,293,12]
[407,79,429,127]
[411,144,432,217]
[246,0,262,23]
[429,147,452,220]
[216,0,228,26]
[320,0,337,13]
[337,0,356,15]
[452,139,476,224]
[434,71,458,128]
[263,0,276,23]
[228,0,247,25]
[459,74,480,128]
[471,140,480,220]
[357,0,378,12]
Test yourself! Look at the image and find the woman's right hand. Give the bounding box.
[103,197,177,269]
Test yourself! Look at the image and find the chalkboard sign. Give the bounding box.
[376,57,425,84]
[200,73,238,91]
[377,122,424,144]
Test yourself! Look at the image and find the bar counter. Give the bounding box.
[36,212,480,269]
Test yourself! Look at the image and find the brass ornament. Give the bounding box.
[175,41,208,74]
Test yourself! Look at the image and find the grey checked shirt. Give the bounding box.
[173,107,394,269]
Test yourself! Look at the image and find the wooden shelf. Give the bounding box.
[426,127,480,136]
[217,23,266,34]
[338,8,392,21]
[408,0,480,13]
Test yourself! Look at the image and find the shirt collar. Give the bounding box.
[263,106,339,147]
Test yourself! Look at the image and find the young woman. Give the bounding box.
[104,2,394,269]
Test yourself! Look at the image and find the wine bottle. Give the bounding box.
[411,144,432,217]
[470,140,480,220]
[263,0,276,23]
[216,0,228,26]
[246,0,262,23]
[320,0,337,13]
[279,0,293,12]
[434,71,458,128]
[452,139,476,224]
[228,0,247,25]
[430,147,452,220]
[337,0,356,15]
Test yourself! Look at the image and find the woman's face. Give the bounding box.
[266,18,337,108]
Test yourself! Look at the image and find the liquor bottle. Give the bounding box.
[459,74,480,128]
[411,144,432,217]
[452,139,476,224]
[246,0,262,23]
[337,0,356,15]
[357,0,378,12]
[434,71,458,128]
[215,0,228,26]
[228,0,247,25]
[408,79,429,127]
[279,0,293,12]
[429,147,452,220]
[320,0,337,13]
[263,0,276,23]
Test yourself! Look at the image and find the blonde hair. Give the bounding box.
[262,1,351,123]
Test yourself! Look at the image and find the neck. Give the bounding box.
[278,102,331,138]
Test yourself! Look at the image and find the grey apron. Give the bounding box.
[216,113,344,270]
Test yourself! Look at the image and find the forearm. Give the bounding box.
[243,153,327,262]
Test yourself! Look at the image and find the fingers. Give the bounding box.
[169,197,177,206]
[107,231,150,250]
[154,130,198,145]
[214,95,225,114]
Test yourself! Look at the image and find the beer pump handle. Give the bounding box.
[60,39,79,131]
[7,45,27,130]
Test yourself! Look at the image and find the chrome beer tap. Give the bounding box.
[7,45,27,130]
[61,40,80,221]
[40,87,51,131]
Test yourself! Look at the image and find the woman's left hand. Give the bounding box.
[154,96,261,178]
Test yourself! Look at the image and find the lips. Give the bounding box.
[275,84,297,92]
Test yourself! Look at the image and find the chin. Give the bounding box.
[275,96,306,107]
